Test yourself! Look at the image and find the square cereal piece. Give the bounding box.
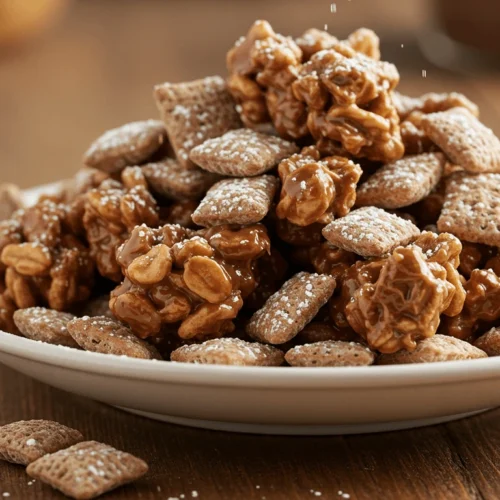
[192,175,279,226]
[13,307,79,348]
[246,272,336,344]
[27,440,148,500]
[322,207,420,257]
[83,120,166,174]
[189,128,299,176]
[437,172,500,247]
[421,108,500,173]
[154,76,242,169]
[0,420,83,465]
[67,316,162,360]
[356,152,445,209]
[171,338,284,366]
[142,159,221,200]
[285,341,375,367]
[377,335,487,364]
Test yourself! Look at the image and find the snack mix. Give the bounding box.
[3,20,500,369]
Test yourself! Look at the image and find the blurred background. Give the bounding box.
[0,0,499,188]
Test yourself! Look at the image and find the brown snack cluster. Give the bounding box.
[343,232,465,353]
[0,420,83,465]
[474,328,500,357]
[292,45,403,162]
[110,223,270,340]
[276,146,362,226]
[82,177,159,282]
[171,337,284,366]
[27,440,148,500]
[4,20,500,367]
[1,199,94,312]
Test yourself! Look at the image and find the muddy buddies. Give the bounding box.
[2,19,500,370]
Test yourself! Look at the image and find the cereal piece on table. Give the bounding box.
[474,328,500,356]
[26,440,148,500]
[171,338,284,366]
[192,175,279,227]
[377,335,487,364]
[438,172,500,247]
[13,307,78,348]
[142,158,220,200]
[246,272,336,344]
[0,420,83,465]
[421,108,500,173]
[154,76,241,168]
[189,128,298,176]
[0,183,24,221]
[285,341,375,367]
[393,91,479,120]
[83,120,166,174]
[322,207,420,258]
[356,152,445,209]
[67,316,161,360]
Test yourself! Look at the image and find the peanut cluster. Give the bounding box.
[0,199,94,319]
[110,223,270,339]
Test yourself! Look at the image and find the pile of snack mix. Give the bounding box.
[1,20,500,367]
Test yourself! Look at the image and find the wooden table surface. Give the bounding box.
[1,1,500,499]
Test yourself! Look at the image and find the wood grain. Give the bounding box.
[2,364,500,500]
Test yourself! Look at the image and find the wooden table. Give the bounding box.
[1,364,500,500]
[2,1,500,499]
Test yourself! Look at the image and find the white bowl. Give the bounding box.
[0,331,498,434]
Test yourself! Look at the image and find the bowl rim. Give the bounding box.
[1,331,499,389]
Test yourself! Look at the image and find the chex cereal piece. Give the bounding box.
[192,175,279,226]
[285,341,375,367]
[437,172,500,247]
[356,152,445,209]
[13,308,79,348]
[246,272,336,344]
[322,207,420,257]
[83,120,166,174]
[154,76,241,168]
[0,183,24,221]
[421,108,500,173]
[189,128,299,176]
[171,338,284,366]
[26,440,148,500]
[67,316,161,360]
[377,335,487,364]
[0,420,83,465]
[142,158,220,200]
[474,328,500,356]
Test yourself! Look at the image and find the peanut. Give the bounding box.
[183,256,232,303]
